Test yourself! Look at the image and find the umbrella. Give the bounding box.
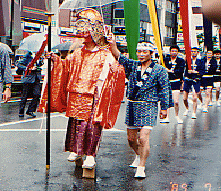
[0,42,13,54]
[52,41,74,51]
[17,32,60,52]
[52,39,84,52]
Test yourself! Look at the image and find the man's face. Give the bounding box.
[170,48,179,58]
[207,51,213,59]
[214,53,221,60]
[191,49,198,58]
[136,49,152,63]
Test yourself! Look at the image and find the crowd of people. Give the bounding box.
[0,5,221,180]
[160,46,221,124]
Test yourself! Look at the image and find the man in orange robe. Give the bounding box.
[39,8,125,168]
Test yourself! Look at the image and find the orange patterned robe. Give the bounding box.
[39,45,125,156]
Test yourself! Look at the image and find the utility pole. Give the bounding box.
[174,0,179,45]
[9,0,14,48]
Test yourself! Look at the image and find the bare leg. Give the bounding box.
[183,91,189,110]
[166,108,169,119]
[192,92,198,114]
[216,87,220,101]
[210,88,213,103]
[209,88,213,104]
[139,129,151,166]
[127,128,139,155]
[198,90,203,103]
[204,88,212,109]
[173,91,180,117]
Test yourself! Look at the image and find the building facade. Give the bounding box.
[0,0,22,48]
[177,0,220,52]
[59,0,179,49]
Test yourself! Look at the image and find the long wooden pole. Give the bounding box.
[45,12,54,170]
[146,0,164,67]
[179,0,192,71]
[123,0,140,60]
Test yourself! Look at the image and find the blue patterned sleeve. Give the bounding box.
[198,59,205,76]
[180,58,185,80]
[157,66,170,110]
[3,50,13,84]
[118,54,136,77]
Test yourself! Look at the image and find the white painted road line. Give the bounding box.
[0,129,66,132]
[0,128,125,132]
[0,98,32,104]
[0,115,125,132]
[0,114,66,127]
[103,128,126,132]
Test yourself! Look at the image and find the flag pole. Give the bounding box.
[45,11,54,171]
[146,0,164,67]
[179,0,192,71]
[124,0,140,60]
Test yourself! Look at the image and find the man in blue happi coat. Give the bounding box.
[162,45,185,124]
[109,37,170,178]
[183,47,205,119]
[201,50,217,112]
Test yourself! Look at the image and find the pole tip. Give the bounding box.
[46,165,50,170]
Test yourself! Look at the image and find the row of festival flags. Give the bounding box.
[123,0,197,70]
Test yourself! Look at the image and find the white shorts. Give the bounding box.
[214,82,221,88]
[172,90,180,93]
[127,126,153,130]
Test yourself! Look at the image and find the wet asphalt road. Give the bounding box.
[0,93,221,190]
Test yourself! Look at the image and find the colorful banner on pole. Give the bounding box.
[179,0,192,71]
[124,0,140,60]
[146,0,164,67]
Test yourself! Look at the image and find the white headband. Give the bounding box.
[137,42,153,51]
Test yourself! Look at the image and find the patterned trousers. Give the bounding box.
[65,117,102,157]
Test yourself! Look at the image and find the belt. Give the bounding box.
[128,99,147,103]
[202,75,213,77]
[169,79,180,82]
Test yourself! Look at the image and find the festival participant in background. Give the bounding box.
[0,45,13,104]
[183,47,205,119]
[161,45,185,124]
[201,50,217,112]
[109,38,170,178]
[213,49,221,106]
[17,51,44,118]
[39,8,125,172]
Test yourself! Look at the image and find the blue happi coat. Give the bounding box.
[118,54,170,126]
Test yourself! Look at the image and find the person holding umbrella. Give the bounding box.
[17,51,44,118]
